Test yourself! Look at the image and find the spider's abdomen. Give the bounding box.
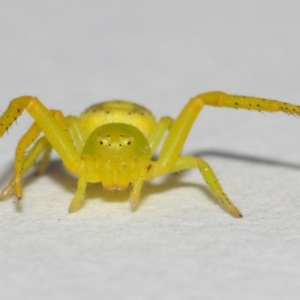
[79,100,157,140]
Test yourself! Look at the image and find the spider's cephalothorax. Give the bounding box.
[1,92,300,217]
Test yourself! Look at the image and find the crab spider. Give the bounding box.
[0,91,299,217]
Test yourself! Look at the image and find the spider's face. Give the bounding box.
[81,123,152,190]
[82,123,152,159]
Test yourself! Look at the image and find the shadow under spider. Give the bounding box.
[195,149,300,171]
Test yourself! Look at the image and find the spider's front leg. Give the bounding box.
[0,96,83,201]
[194,91,300,115]
[0,96,82,164]
[148,96,242,217]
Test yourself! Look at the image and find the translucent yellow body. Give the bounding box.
[0,91,300,217]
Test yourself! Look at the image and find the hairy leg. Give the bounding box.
[195,91,300,114]
[0,136,50,199]
[0,96,81,171]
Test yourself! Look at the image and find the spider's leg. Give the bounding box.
[35,140,52,175]
[149,97,205,177]
[11,122,42,198]
[66,116,85,153]
[129,177,145,208]
[0,113,81,200]
[170,156,242,217]
[148,116,173,153]
[150,91,300,177]
[144,97,241,217]
[0,96,81,172]
[195,91,300,115]
[68,176,87,213]
[15,109,76,198]
[0,135,51,199]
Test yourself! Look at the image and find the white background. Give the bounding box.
[0,1,300,299]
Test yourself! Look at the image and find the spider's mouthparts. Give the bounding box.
[102,183,129,191]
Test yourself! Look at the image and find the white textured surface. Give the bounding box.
[0,1,300,299]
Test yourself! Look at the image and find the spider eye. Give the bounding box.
[82,123,151,159]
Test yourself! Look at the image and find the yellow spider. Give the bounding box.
[0,91,299,217]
